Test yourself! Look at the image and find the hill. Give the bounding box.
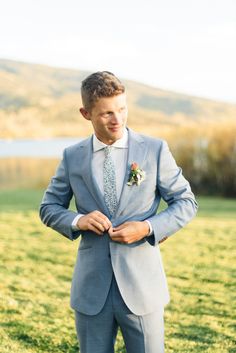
[0,59,235,138]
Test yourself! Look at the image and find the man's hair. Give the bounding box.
[81,71,125,111]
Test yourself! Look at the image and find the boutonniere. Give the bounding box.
[127,162,146,186]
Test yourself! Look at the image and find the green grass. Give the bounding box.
[0,190,235,352]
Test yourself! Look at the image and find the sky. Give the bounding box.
[0,0,236,103]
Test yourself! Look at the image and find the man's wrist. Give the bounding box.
[72,214,84,230]
[144,220,153,236]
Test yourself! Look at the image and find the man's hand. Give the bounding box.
[108,221,150,244]
[77,211,112,235]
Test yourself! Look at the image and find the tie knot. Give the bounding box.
[104,145,112,157]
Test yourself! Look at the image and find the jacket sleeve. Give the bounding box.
[147,140,198,245]
[39,149,81,241]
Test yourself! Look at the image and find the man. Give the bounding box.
[39,71,198,353]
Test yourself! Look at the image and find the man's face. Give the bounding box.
[81,93,128,145]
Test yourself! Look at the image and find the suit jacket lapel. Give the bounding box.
[78,129,148,220]
[114,128,148,219]
[79,136,109,215]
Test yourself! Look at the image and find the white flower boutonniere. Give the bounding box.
[127,162,146,186]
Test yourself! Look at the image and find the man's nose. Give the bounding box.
[110,113,122,124]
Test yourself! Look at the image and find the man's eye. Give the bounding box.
[102,112,112,117]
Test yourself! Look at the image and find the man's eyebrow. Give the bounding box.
[100,106,126,114]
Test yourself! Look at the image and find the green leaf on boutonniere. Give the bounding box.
[127,162,146,186]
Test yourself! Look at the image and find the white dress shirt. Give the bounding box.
[91,127,129,198]
[72,128,152,235]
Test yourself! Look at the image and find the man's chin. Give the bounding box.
[108,130,123,141]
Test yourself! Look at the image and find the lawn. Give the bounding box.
[0,190,235,352]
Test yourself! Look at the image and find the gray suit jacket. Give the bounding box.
[40,128,198,316]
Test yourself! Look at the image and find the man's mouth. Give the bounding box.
[108,126,122,132]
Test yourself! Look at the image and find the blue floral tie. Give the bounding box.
[103,146,118,216]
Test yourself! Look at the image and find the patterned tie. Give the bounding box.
[103,146,118,216]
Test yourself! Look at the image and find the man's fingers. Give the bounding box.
[95,219,111,231]
[110,222,131,238]
[91,219,108,232]
[109,228,131,243]
[93,212,112,230]
[110,229,124,238]
[112,222,129,231]
[78,210,111,234]
[87,223,103,235]
[109,221,150,244]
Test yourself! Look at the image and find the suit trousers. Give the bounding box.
[74,275,165,353]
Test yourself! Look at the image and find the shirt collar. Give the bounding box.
[93,128,129,152]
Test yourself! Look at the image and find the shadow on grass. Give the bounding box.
[2,320,79,353]
[171,323,233,349]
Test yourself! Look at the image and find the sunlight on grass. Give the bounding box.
[0,190,235,352]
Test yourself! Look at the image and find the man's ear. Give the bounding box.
[80,107,91,120]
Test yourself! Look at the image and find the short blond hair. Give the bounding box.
[81,71,125,111]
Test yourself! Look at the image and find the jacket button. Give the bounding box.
[108,253,111,258]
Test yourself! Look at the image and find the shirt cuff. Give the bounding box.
[72,214,84,230]
[145,220,153,236]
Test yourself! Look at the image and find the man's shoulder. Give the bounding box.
[63,136,92,155]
